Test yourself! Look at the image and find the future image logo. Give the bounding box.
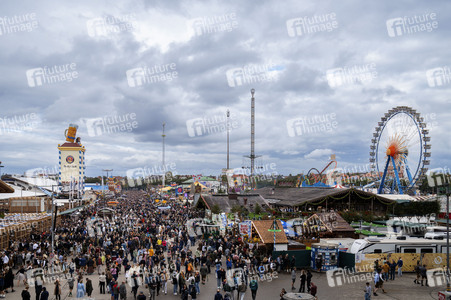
[286,113,338,137]
[426,167,450,188]
[126,63,178,87]
[326,63,377,88]
[0,113,40,135]
[26,63,78,87]
[126,163,177,187]
[0,13,39,36]
[84,113,138,137]
[386,13,438,37]
[226,63,283,87]
[87,14,138,38]
[426,67,451,87]
[186,112,240,137]
[286,13,338,37]
[427,268,447,287]
[326,266,374,288]
[189,12,238,36]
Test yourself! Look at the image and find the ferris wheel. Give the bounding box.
[369,106,431,194]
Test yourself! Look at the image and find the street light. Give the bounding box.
[162,122,166,188]
[446,185,450,293]
[102,169,113,220]
[431,171,451,296]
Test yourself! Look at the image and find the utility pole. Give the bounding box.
[102,169,112,219]
[226,110,230,193]
[51,185,55,253]
[162,122,166,187]
[447,184,450,292]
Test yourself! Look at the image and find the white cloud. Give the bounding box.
[304,149,334,160]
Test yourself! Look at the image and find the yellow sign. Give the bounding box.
[355,253,448,272]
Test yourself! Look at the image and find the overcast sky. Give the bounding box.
[0,0,449,179]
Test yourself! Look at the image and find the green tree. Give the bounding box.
[254,203,262,215]
[211,204,221,214]
[231,205,243,214]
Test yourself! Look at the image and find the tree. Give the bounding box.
[254,203,262,215]
[211,204,221,214]
[231,205,242,214]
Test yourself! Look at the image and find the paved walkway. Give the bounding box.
[6,268,445,300]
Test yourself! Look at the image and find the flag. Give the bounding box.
[192,174,202,183]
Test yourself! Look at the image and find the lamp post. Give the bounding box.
[162,122,166,188]
[102,169,113,220]
[51,185,55,254]
[446,184,450,292]
[432,171,451,297]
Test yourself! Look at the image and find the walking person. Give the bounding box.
[364,282,372,300]
[137,291,146,300]
[4,267,14,293]
[299,269,306,293]
[389,260,396,280]
[310,282,317,298]
[200,263,208,284]
[420,265,428,286]
[189,284,197,300]
[382,261,389,281]
[131,271,139,299]
[237,281,246,300]
[34,279,43,300]
[53,280,61,300]
[119,281,127,300]
[214,289,223,300]
[99,272,106,294]
[160,271,167,295]
[306,270,312,293]
[194,271,201,295]
[111,279,120,300]
[76,280,86,298]
[68,276,74,297]
[145,274,156,300]
[39,287,49,300]
[86,278,93,297]
[172,271,178,295]
[315,256,322,272]
[414,261,421,284]
[249,278,258,300]
[373,270,386,296]
[216,267,223,290]
[180,285,189,300]
[21,285,31,300]
[397,258,403,277]
[291,267,296,290]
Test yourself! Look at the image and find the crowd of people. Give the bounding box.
[0,189,299,300]
[0,188,438,300]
